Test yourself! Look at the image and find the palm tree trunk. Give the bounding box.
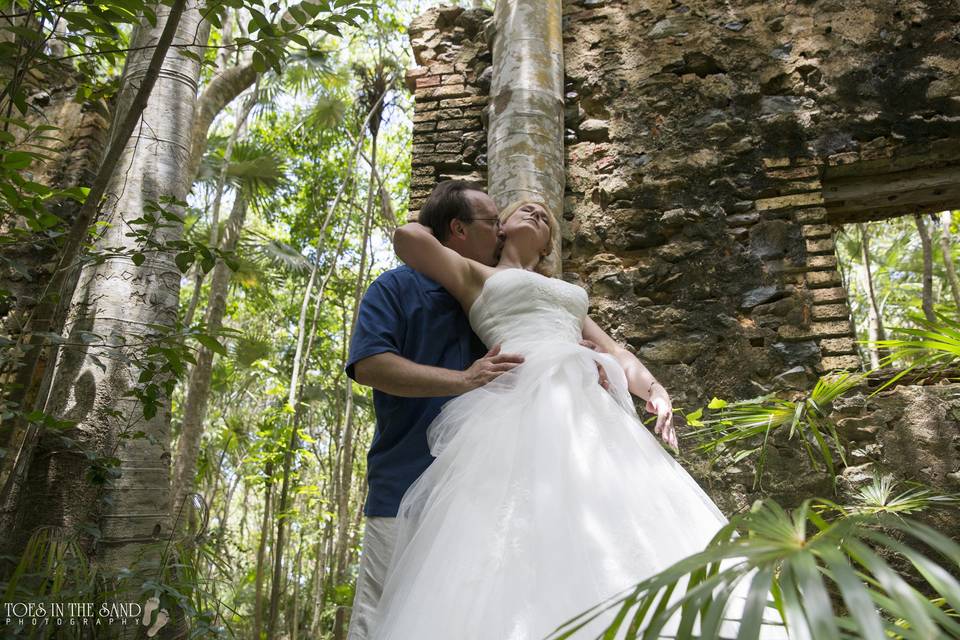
[857,223,887,367]
[171,195,249,513]
[938,210,960,314]
[914,213,937,322]
[5,1,208,580]
[487,0,564,275]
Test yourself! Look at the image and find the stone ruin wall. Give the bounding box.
[407,2,960,516]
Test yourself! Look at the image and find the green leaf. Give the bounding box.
[196,334,227,356]
[174,251,195,272]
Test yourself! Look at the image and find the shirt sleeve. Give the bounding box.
[345,275,407,380]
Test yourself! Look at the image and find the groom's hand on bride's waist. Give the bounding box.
[461,344,524,391]
[578,339,611,391]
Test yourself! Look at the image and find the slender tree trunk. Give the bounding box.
[857,223,887,367]
[938,210,960,314]
[171,194,249,513]
[253,462,274,640]
[915,213,937,322]
[332,159,377,640]
[309,523,327,635]
[291,530,304,640]
[487,0,564,275]
[183,94,255,327]
[267,414,301,636]
[4,1,208,579]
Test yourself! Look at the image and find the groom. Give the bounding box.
[343,180,525,639]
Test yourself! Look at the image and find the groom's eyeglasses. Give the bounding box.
[471,217,501,228]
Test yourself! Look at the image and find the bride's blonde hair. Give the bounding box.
[498,200,560,276]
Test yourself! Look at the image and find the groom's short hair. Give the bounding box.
[419,180,486,243]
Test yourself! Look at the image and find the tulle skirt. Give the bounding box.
[369,341,785,639]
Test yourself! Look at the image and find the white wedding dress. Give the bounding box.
[369,268,785,640]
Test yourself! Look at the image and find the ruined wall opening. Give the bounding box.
[821,157,960,374]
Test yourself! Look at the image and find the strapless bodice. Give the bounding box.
[468,268,588,352]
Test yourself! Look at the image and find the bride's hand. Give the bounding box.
[646,386,676,449]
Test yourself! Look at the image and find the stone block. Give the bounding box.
[767,165,819,180]
[805,238,835,254]
[805,270,842,288]
[411,152,465,167]
[801,224,833,238]
[436,117,481,131]
[428,63,455,75]
[415,75,440,89]
[821,355,861,371]
[805,255,838,270]
[439,96,488,108]
[416,84,476,101]
[810,287,847,304]
[820,336,857,354]
[827,151,859,166]
[436,141,462,153]
[762,157,792,169]
[755,192,824,211]
[812,304,850,321]
[795,208,828,224]
[812,321,854,338]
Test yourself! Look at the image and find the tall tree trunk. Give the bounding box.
[914,213,937,322]
[267,414,301,636]
[332,156,377,640]
[291,530,304,640]
[938,210,960,314]
[0,0,206,543]
[857,223,887,368]
[253,461,274,640]
[487,0,564,275]
[171,194,249,513]
[4,1,207,579]
[309,520,328,635]
[183,93,255,327]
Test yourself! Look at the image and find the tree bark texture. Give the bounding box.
[486,0,564,275]
[171,195,249,513]
[6,0,206,578]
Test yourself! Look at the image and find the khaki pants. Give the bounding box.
[346,516,399,640]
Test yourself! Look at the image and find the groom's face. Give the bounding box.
[459,191,505,267]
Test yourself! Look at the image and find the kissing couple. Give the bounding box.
[344,180,785,639]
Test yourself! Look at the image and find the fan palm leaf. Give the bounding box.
[548,499,960,640]
[868,311,960,393]
[686,372,862,487]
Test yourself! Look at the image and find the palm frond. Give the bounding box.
[548,499,960,640]
[685,372,863,487]
[868,311,960,394]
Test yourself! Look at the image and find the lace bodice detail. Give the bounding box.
[468,269,588,351]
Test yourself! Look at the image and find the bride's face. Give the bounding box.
[502,202,552,255]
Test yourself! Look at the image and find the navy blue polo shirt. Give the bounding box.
[345,265,487,517]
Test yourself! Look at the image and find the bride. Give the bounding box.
[368,200,783,639]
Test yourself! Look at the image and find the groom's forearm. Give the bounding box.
[352,352,470,397]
